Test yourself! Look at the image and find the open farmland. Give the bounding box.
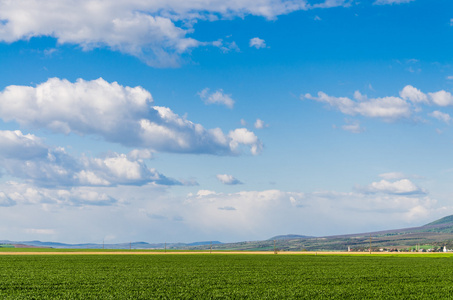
[1,254,453,299]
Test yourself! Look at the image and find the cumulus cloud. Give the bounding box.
[254,119,268,129]
[399,85,428,104]
[198,88,235,108]
[228,128,263,155]
[0,130,181,187]
[0,0,324,67]
[430,111,451,124]
[305,86,453,122]
[363,179,425,195]
[429,91,453,107]
[216,174,243,185]
[0,78,261,155]
[249,37,266,49]
[373,0,415,4]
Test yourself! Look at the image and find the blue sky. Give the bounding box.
[1,0,453,243]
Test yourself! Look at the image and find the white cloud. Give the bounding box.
[228,128,263,155]
[3,182,118,207]
[310,0,352,9]
[249,37,266,49]
[373,0,415,5]
[0,0,320,67]
[254,118,268,129]
[400,85,428,104]
[341,119,363,133]
[0,78,261,155]
[363,179,425,195]
[304,92,412,121]
[0,130,181,187]
[213,39,240,53]
[305,86,453,122]
[446,76,453,80]
[429,90,453,107]
[198,88,235,108]
[430,111,451,124]
[216,174,242,185]
[379,172,406,180]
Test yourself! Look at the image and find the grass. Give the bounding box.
[1,254,453,298]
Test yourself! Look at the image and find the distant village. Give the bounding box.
[348,246,450,253]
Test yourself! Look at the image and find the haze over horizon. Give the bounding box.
[1,0,453,244]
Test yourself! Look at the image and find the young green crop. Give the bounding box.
[0,254,453,299]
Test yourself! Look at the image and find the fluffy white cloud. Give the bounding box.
[254,118,268,129]
[430,111,451,124]
[374,0,415,4]
[0,130,48,160]
[228,128,263,155]
[249,37,266,49]
[0,78,261,155]
[216,174,242,185]
[364,179,425,195]
[305,92,412,120]
[305,86,453,122]
[1,0,345,67]
[0,130,181,187]
[198,88,235,108]
[399,85,428,104]
[429,91,453,107]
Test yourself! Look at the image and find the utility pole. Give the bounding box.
[369,234,372,254]
[210,241,212,254]
[274,240,277,254]
[165,242,166,253]
[103,239,104,250]
[130,241,131,250]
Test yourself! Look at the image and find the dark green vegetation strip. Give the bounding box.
[1,254,453,299]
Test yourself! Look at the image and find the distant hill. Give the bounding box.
[187,214,453,251]
[425,215,453,226]
[269,234,314,240]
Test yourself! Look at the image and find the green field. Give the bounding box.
[1,254,453,299]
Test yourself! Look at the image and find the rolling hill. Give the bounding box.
[186,215,453,251]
